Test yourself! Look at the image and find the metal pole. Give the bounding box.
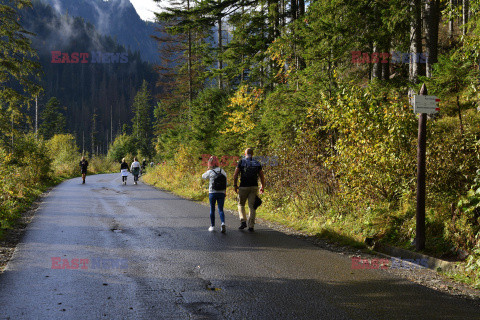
[416,83,427,250]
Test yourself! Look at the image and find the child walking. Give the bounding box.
[201,156,227,233]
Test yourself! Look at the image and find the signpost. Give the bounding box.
[413,84,440,251]
[413,95,440,114]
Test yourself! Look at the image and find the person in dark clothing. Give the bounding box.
[233,148,265,232]
[120,158,129,185]
[79,156,89,184]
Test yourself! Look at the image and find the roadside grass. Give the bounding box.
[0,176,55,238]
[0,155,117,240]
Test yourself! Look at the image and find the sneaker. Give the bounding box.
[221,224,226,233]
[208,226,215,232]
[239,221,247,230]
[248,227,254,232]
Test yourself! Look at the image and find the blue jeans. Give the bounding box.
[209,193,226,226]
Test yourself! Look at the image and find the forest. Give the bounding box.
[1,0,480,288]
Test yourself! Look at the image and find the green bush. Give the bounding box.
[0,135,51,229]
[46,134,79,177]
[107,134,138,162]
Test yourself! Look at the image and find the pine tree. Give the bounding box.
[38,97,66,140]
[0,0,42,147]
[131,80,153,158]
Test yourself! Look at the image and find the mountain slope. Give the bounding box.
[21,0,159,154]
[41,0,159,62]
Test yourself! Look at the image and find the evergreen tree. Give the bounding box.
[38,97,66,140]
[131,80,154,158]
[0,0,42,147]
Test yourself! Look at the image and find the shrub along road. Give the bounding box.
[0,173,478,319]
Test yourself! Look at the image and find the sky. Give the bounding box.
[129,0,168,21]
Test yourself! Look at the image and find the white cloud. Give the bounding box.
[129,0,168,21]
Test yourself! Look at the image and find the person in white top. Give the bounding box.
[130,157,141,185]
[120,158,129,185]
[201,156,227,233]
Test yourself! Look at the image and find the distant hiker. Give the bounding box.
[202,156,227,233]
[120,158,129,185]
[142,159,147,172]
[131,157,141,185]
[233,148,265,232]
[79,156,89,184]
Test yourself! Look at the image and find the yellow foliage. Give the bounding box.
[221,85,263,135]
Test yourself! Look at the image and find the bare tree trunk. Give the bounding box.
[291,0,298,72]
[463,0,469,35]
[382,39,391,81]
[299,0,305,16]
[291,0,297,20]
[448,0,454,37]
[372,44,382,80]
[409,0,423,83]
[457,95,465,135]
[187,0,193,107]
[218,13,223,89]
[297,0,305,70]
[241,4,245,83]
[425,0,440,78]
[35,96,38,139]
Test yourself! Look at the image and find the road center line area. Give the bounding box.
[0,173,478,319]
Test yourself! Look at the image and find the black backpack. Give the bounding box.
[211,168,227,191]
[240,159,260,184]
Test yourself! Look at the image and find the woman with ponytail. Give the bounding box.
[201,156,227,233]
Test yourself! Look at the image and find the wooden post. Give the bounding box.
[416,83,427,250]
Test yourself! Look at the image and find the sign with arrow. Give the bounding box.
[413,95,440,114]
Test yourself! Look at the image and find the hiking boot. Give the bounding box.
[248,227,254,232]
[208,226,215,232]
[239,221,247,229]
[221,224,226,233]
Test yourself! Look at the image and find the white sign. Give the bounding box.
[414,95,440,114]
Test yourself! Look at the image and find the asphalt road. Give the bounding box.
[0,173,479,319]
